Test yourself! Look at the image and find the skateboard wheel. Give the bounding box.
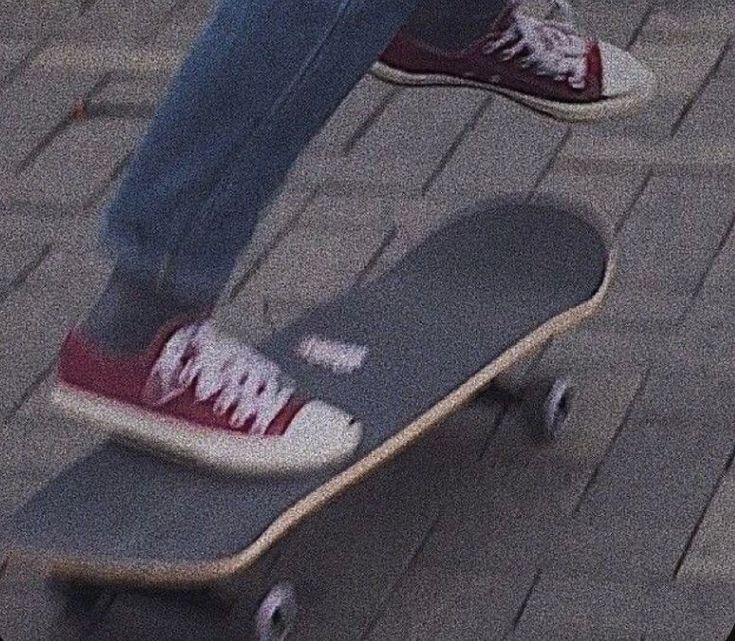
[255,582,297,641]
[540,377,572,441]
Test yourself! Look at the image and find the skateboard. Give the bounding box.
[3,198,614,641]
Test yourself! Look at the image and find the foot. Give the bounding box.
[372,0,656,122]
[52,318,362,475]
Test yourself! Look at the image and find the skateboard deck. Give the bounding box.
[3,199,613,591]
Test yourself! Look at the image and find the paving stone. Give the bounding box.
[0,220,48,296]
[224,187,314,295]
[32,42,184,74]
[633,40,728,98]
[719,42,735,77]
[0,39,37,85]
[61,0,181,45]
[400,369,642,588]
[0,0,78,39]
[670,302,735,373]
[676,473,735,582]
[84,588,233,640]
[638,2,735,41]
[675,77,735,142]
[571,0,658,48]
[152,0,216,51]
[511,571,645,640]
[429,96,567,203]
[0,559,76,641]
[0,240,110,416]
[559,132,735,176]
[363,560,537,641]
[589,281,690,332]
[12,118,146,209]
[0,203,100,252]
[0,379,103,524]
[0,66,100,175]
[645,580,735,641]
[286,153,421,197]
[547,324,671,371]
[697,209,735,308]
[92,71,171,108]
[534,167,648,232]
[574,367,735,535]
[291,87,485,196]
[613,175,735,295]
[303,75,397,156]
[349,86,485,185]
[550,518,687,583]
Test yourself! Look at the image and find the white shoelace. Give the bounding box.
[483,0,589,89]
[144,322,296,435]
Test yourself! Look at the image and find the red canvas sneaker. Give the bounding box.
[51,319,362,475]
[373,0,655,121]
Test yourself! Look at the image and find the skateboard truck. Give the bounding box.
[485,375,574,442]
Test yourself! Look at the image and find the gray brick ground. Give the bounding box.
[614,176,735,293]
[60,0,182,45]
[0,560,73,641]
[32,43,183,75]
[92,71,171,108]
[534,166,648,231]
[428,97,567,202]
[720,43,735,77]
[364,560,537,641]
[645,580,735,640]
[0,0,77,39]
[0,39,37,85]
[675,76,735,141]
[678,472,735,582]
[290,86,486,196]
[574,366,735,541]
[152,0,215,52]
[510,571,645,640]
[639,1,735,41]
[0,380,103,524]
[572,0,657,47]
[0,66,101,176]
[0,233,109,415]
[12,118,146,209]
[303,75,397,156]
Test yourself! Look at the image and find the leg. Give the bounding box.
[60,0,421,475]
[87,0,419,351]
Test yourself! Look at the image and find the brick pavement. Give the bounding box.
[1,0,735,639]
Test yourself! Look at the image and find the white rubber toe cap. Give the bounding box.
[599,40,657,101]
[283,400,362,473]
[202,400,362,475]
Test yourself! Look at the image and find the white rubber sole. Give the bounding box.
[50,384,361,476]
[370,60,656,123]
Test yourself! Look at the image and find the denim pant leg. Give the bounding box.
[405,0,507,49]
[101,0,418,308]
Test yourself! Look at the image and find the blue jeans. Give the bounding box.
[101,0,505,308]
